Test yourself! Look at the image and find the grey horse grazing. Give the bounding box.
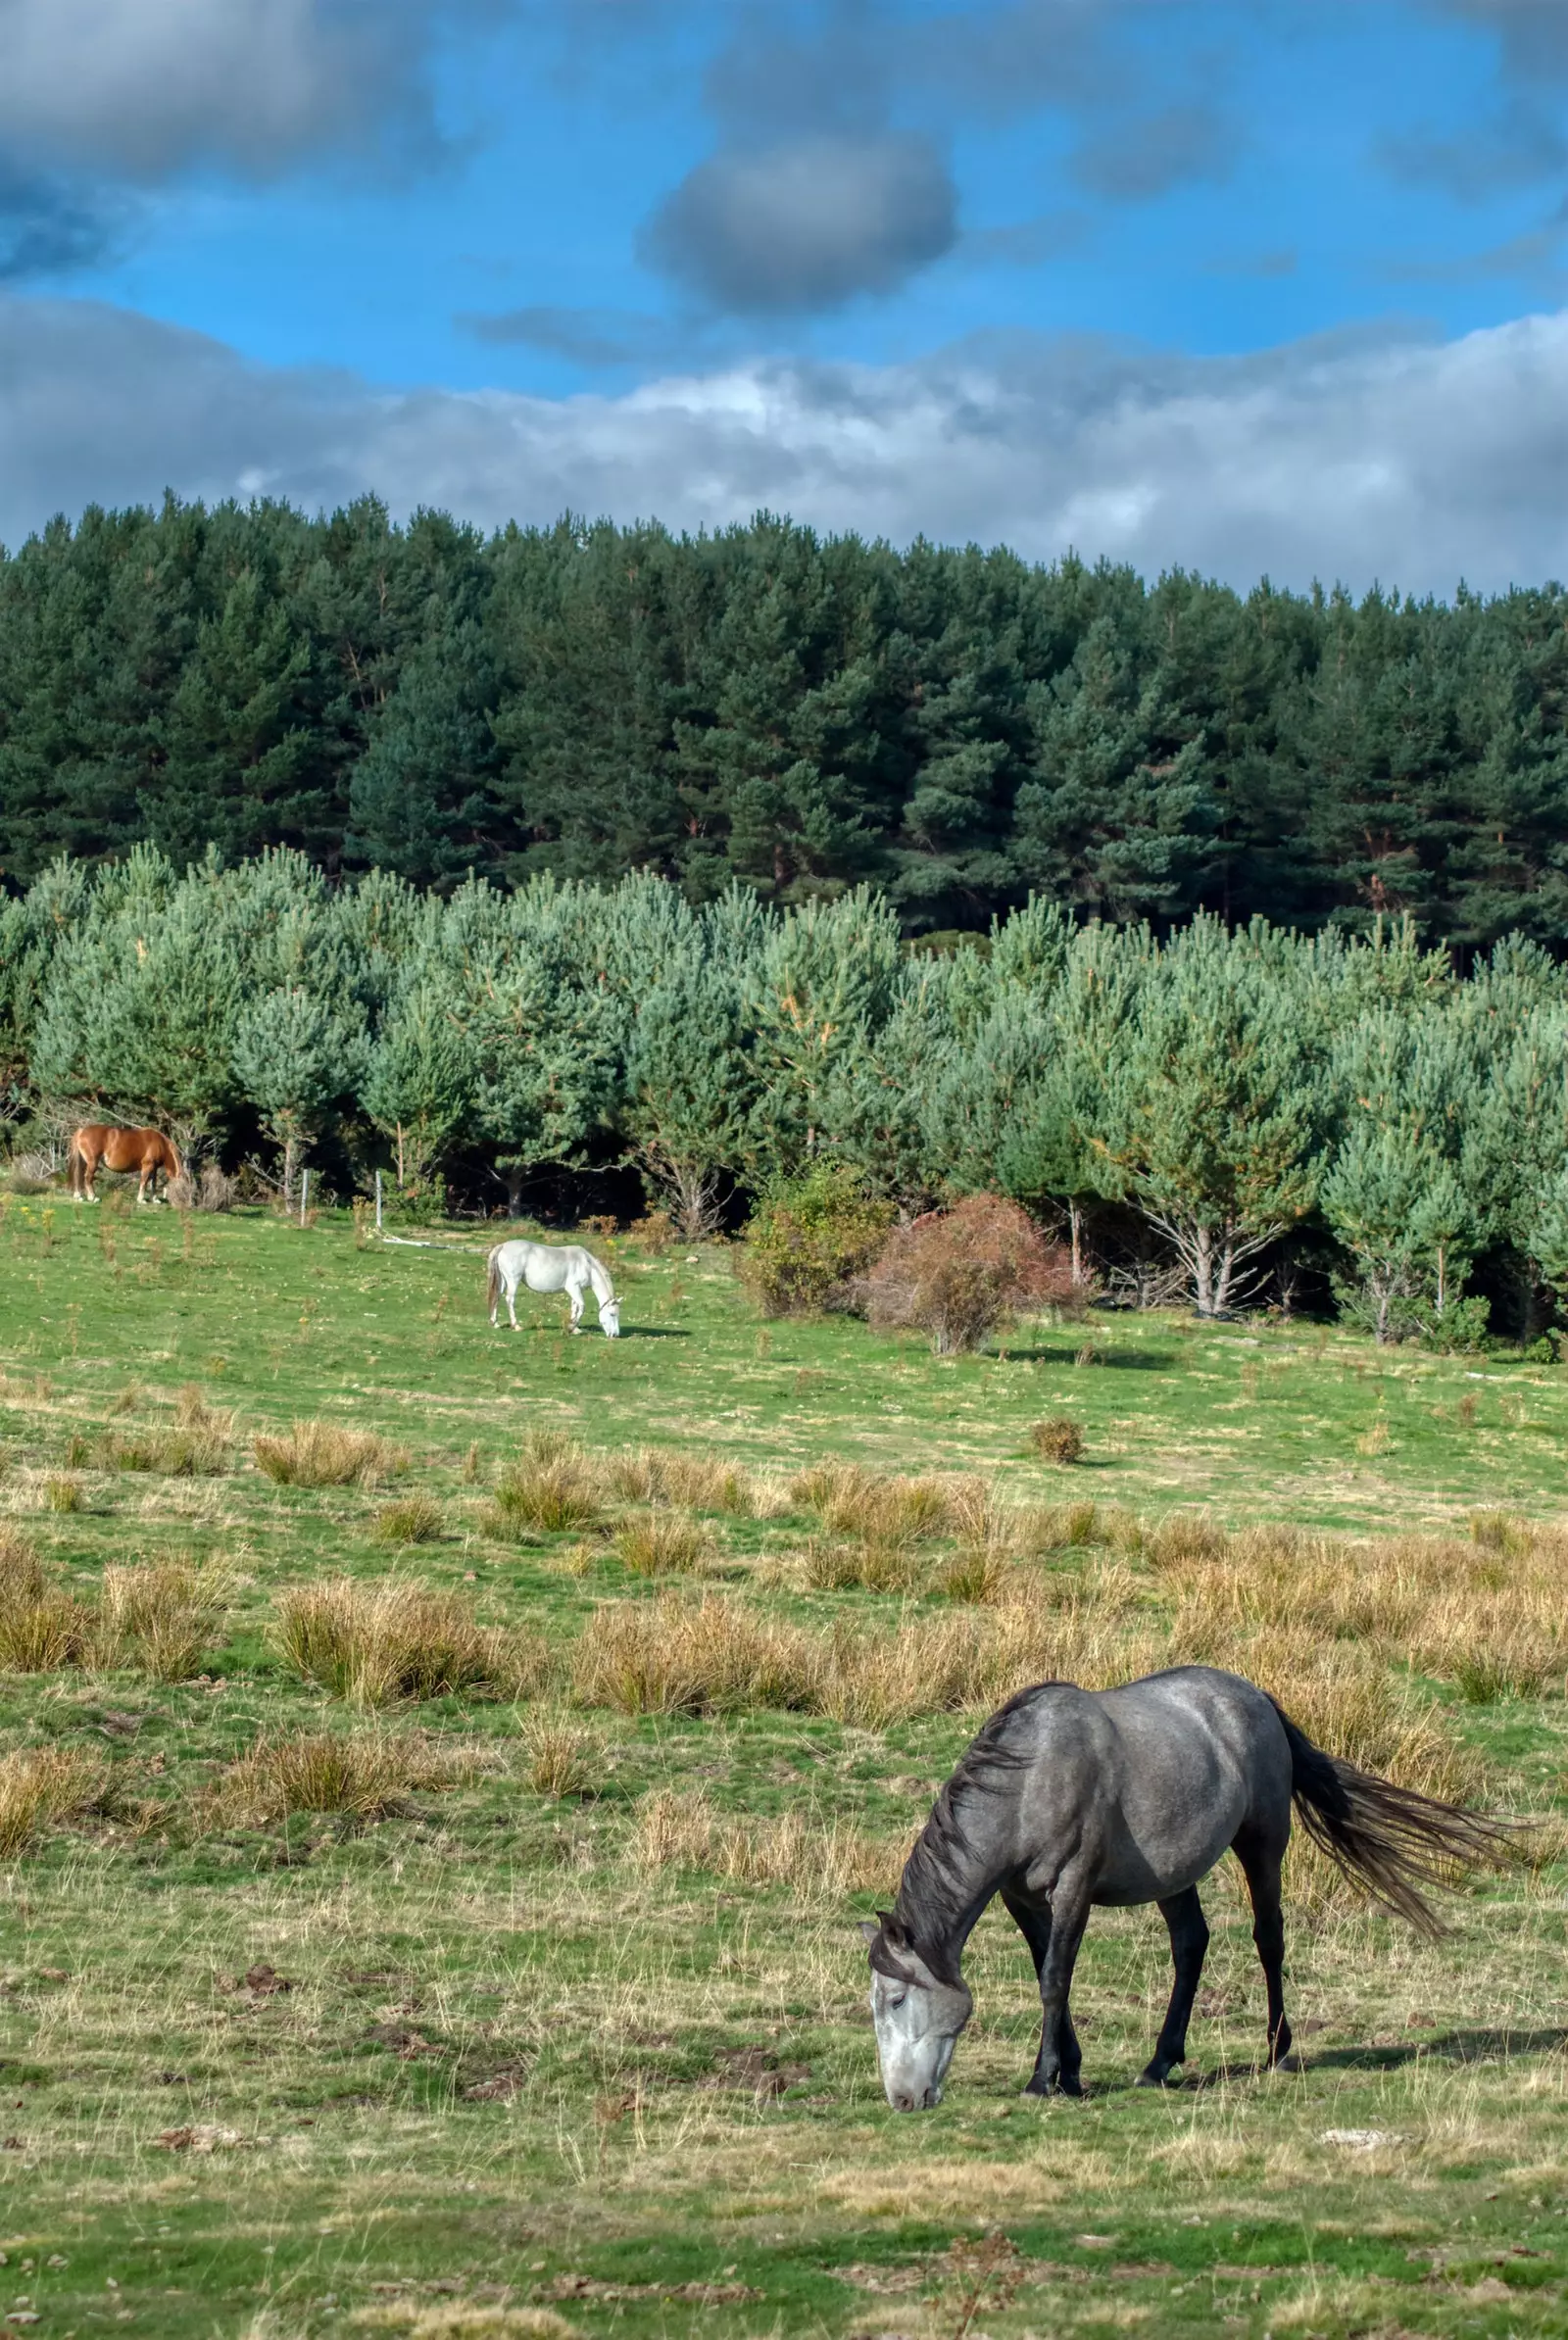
[486,1240,620,1337]
[861,1666,1514,2108]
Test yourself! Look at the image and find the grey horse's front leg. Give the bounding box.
[1138,1885,1209,2086]
[1010,1880,1089,2097]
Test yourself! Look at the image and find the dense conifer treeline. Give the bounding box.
[6,848,1568,1344]
[4,496,1568,944]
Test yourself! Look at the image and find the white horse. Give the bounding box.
[485,1240,620,1338]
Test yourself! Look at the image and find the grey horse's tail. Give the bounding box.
[1271,1701,1520,1935]
[485,1249,500,1316]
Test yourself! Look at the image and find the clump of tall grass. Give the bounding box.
[103,1387,231,1476]
[210,1730,452,1825]
[0,1533,93,1671]
[373,1494,444,1546]
[490,1431,600,1536]
[254,1419,408,1488]
[46,1477,82,1513]
[276,1578,547,1706]
[100,1562,230,1681]
[522,1713,596,1797]
[610,1446,756,1515]
[628,1787,902,1895]
[0,1746,102,1855]
[573,1594,817,1717]
[613,1509,713,1579]
[938,1548,1014,1604]
[791,1461,952,1549]
[797,1534,920,1593]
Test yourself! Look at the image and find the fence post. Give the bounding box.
[300,1168,310,1227]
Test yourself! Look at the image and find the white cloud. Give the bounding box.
[4,294,1568,595]
[0,0,454,180]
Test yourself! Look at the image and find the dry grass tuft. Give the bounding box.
[349,2303,580,2337]
[210,1729,450,1825]
[522,1713,595,1797]
[798,1533,919,1592]
[254,1418,408,1488]
[791,1460,952,1548]
[491,1431,600,1536]
[0,1533,94,1671]
[610,1445,755,1514]
[102,1388,232,1476]
[614,1508,712,1578]
[938,1547,1014,1603]
[100,1562,229,1681]
[276,1578,547,1706]
[629,1786,902,1895]
[45,1476,82,1513]
[0,1745,102,1854]
[573,1594,816,1717]
[1030,1415,1085,1464]
[373,1493,444,1546]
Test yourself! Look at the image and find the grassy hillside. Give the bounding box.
[1,1198,1566,2340]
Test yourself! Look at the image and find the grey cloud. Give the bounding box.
[6,295,1568,598]
[1377,210,1568,289]
[456,305,691,367]
[0,166,125,279]
[964,210,1092,266]
[0,0,475,184]
[639,131,957,313]
[1428,1,1568,80]
[1070,101,1241,201]
[1377,101,1567,199]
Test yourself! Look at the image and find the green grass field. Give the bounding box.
[2,1195,1567,2340]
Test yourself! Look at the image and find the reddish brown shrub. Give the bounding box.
[864,1195,1074,1354]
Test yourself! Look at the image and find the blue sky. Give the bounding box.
[3,1,1568,590]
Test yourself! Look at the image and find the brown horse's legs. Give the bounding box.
[78,1146,98,1202]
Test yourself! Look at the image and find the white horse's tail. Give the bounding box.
[485,1247,502,1316]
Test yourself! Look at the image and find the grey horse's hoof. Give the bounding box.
[1023,2072,1083,2099]
[1136,2062,1184,2088]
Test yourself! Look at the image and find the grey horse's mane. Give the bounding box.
[893,1682,1058,1973]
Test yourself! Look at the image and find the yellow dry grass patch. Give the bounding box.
[210,1728,460,1825]
[255,1418,408,1487]
[276,1577,546,1706]
[349,2311,578,2338]
[100,1560,230,1681]
[629,1786,906,1895]
[0,1743,101,1854]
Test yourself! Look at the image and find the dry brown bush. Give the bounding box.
[100,1563,228,1681]
[0,1745,102,1854]
[1030,1416,1085,1465]
[491,1432,600,1536]
[863,1195,1076,1353]
[629,1786,903,1895]
[210,1729,452,1825]
[275,1578,547,1706]
[255,1418,407,1488]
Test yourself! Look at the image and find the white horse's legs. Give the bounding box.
[567,1278,584,1334]
[508,1277,520,1331]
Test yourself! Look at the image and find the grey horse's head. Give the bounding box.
[600,1297,620,1338]
[859,1912,973,2111]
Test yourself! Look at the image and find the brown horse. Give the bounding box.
[69,1125,184,1205]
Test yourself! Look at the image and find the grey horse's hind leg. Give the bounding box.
[1232,1829,1292,2068]
[1137,1885,1209,2086]
[1006,1882,1088,2097]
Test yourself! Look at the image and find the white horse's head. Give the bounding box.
[600,1296,620,1338]
[860,1915,972,2110]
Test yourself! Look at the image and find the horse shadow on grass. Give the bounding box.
[1000,1345,1176,1371]
[1137,2026,1568,2091]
